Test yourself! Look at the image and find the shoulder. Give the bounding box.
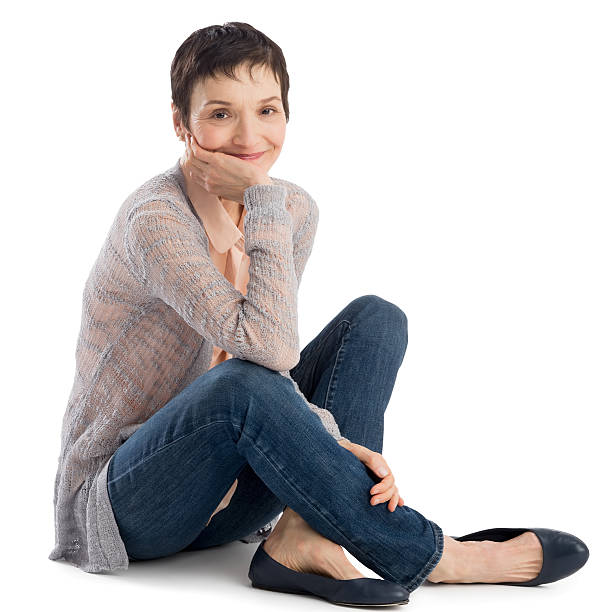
[123,165,197,230]
[127,165,185,209]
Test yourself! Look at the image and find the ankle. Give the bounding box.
[283,506,306,523]
[426,536,478,583]
[267,506,308,541]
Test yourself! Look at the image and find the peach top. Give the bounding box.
[199,198,250,368]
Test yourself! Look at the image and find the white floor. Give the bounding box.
[36,539,597,611]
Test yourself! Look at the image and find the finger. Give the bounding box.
[371,490,393,505]
[343,441,371,461]
[189,134,198,156]
[185,137,203,169]
[388,491,400,512]
[399,496,405,506]
[373,459,390,479]
[184,140,211,181]
[185,133,198,159]
[364,456,390,480]
[190,135,213,161]
[370,473,395,495]
[189,135,201,160]
[371,486,397,505]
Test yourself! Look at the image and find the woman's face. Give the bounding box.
[173,62,286,176]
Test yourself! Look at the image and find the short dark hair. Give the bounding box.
[171,22,290,132]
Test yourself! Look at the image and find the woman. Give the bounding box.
[49,22,589,606]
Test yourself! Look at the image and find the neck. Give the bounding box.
[179,155,243,228]
[179,154,242,209]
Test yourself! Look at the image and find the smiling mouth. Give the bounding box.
[227,151,266,159]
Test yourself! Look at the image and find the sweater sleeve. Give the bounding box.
[277,187,349,443]
[126,183,299,372]
[292,189,319,287]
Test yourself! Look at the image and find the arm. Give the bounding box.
[292,188,319,287]
[277,185,350,443]
[126,182,299,372]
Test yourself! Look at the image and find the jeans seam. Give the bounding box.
[241,427,421,588]
[404,520,445,593]
[323,320,351,412]
[292,319,352,381]
[107,419,232,485]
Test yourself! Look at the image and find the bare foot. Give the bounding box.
[494,531,544,583]
[426,536,475,583]
[262,506,365,580]
[205,479,238,527]
[427,532,543,584]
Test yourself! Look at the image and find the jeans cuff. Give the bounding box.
[404,519,445,593]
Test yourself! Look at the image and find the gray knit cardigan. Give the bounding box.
[48,158,346,573]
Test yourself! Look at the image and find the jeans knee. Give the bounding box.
[205,357,290,423]
[348,294,408,347]
[208,357,279,392]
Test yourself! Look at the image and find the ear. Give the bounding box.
[171,102,188,142]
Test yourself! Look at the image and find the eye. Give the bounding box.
[209,107,279,120]
[211,110,229,120]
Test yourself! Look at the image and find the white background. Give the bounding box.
[2,0,609,609]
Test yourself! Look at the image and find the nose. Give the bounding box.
[230,116,265,148]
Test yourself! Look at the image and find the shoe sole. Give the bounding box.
[251,580,410,606]
[249,541,412,605]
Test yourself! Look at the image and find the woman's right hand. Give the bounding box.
[337,438,405,512]
[182,132,273,202]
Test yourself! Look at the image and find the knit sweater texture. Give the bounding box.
[48,158,347,573]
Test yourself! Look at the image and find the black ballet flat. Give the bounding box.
[450,527,589,586]
[248,540,411,606]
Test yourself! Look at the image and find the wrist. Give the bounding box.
[250,176,274,187]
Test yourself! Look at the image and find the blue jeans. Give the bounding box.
[106,294,444,593]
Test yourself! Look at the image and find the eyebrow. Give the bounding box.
[202,96,282,108]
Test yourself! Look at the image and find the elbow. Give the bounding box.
[264,331,300,371]
[267,354,300,373]
[237,326,299,371]
[263,346,300,372]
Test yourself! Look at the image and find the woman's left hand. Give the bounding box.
[337,438,405,512]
